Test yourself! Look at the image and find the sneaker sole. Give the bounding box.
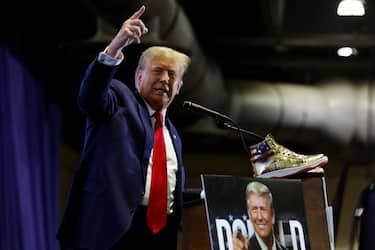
[256,156,329,178]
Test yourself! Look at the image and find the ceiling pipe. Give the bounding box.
[229,79,375,146]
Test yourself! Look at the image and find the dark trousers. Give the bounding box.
[110,206,180,250]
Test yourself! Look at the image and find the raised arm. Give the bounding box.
[105,5,148,58]
[78,6,149,118]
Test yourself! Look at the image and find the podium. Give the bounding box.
[181,176,332,250]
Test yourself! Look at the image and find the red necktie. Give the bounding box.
[147,111,167,234]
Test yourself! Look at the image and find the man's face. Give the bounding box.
[136,54,183,111]
[247,193,275,241]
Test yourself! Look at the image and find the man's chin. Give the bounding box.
[256,229,271,239]
[146,96,170,109]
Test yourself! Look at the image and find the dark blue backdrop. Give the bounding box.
[0,46,60,250]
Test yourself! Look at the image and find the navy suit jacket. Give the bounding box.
[57,59,199,250]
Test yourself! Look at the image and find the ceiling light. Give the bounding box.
[337,0,365,16]
[337,47,358,57]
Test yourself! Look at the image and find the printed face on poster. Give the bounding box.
[201,174,310,250]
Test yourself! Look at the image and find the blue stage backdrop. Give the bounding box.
[0,46,60,250]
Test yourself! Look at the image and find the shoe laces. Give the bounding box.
[265,135,307,160]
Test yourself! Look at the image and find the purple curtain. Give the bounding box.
[0,46,60,250]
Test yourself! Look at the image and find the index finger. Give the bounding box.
[130,5,146,20]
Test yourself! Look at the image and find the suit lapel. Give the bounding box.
[165,118,182,164]
[135,92,153,183]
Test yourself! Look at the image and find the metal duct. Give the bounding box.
[230,79,375,145]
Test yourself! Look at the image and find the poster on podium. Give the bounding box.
[201,174,310,250]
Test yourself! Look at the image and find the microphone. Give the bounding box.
[183,101,264,166]
[182,101,234,123]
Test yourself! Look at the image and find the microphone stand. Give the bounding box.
[216,121,264,141]
[216,120,264,177]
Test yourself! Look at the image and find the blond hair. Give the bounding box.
[245,181,274,209]
[135,46,191,76]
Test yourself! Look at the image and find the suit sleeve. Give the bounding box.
[77,58,120,119]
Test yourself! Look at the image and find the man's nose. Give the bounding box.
[255,210,263,220]
[160,70,170,82]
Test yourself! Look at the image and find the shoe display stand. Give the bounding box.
[181,176,332,250]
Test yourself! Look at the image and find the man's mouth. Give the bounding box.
[154,86,169,94]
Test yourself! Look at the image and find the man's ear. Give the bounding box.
[176,80,183,95]
[135,70,142,89]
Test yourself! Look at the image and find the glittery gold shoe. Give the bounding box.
[250,134,328,178]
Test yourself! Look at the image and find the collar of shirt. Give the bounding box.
[143,100,167,125]
[254,232,277,250]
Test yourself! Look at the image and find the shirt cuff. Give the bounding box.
[97,49,124,66]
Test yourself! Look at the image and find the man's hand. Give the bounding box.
[105,5,149,58]
[232,231,249,250]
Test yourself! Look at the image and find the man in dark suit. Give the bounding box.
[233,181,286,250]
[57,5,201,250]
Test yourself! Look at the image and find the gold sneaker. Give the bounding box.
[250,134,328,178]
